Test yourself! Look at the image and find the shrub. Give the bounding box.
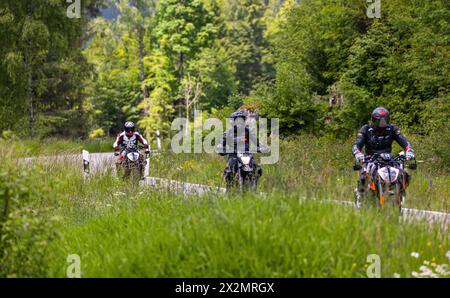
[1,130,17,140]
[0,162,59,277]
[89,128,106,139]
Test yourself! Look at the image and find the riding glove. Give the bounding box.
[406,149,415,161]
[355,152,365,163]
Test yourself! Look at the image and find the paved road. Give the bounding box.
[19,152,116,174]
[20,152,449,228]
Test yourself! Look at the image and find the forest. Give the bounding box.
[1,0,448,140]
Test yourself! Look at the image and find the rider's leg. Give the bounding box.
[224,155,237,185]
[405,171,411,186]
[355,163,369,204]
[253,160,262,177]
[139,154,145,179]
[358,172,367,193]
[115,154,124,174]
[115,149,127,177]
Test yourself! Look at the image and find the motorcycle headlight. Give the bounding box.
[377,167,399,184]
[127,152,140,162]
[240,156,251,165]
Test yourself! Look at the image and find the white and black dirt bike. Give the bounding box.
[353,152,417,213]
[116,143,148,182]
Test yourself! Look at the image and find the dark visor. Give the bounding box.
[373,117,388,128]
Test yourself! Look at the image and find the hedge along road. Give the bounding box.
[19,152,450,229]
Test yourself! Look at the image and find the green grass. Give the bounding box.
[0,136,168,157]
[149,136,449,212]
[46,191,449,278]
[1,135,449,277]
[0,137,115,157]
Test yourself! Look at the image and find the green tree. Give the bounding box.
[154,0,217,83]
[84,0,156,136]
[335,0,450,135]
[261,0,367,132]
[186,46,236,110]
[0,0,103,138]
[218,0,273,95]
[138,50,176,137]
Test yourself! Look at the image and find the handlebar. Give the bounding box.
[353,153,417,171]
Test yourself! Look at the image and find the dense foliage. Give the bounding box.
[262,0,449,136]
[0,0,104,138]
[1,0,448,139]
[0,162,58,277]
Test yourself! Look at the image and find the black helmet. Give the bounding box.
[230,110,247,121]
[371,107,390,129]
[124,121,135,136]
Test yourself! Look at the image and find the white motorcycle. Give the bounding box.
[354,152,417,212]
[117,143,148,182]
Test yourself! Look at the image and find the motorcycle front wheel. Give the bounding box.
[238,170,257,193]
[238,170,244,193]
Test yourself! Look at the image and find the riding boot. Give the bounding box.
[355,177,367,208]
[358,177,366,194]
[224,168,233,187]
[115,161,122,177]
[256,164,262,177]
[405,172,411,186]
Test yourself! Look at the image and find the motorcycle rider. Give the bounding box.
[216,109,268,186]
[352,107,415,199]
[113,121,150,178]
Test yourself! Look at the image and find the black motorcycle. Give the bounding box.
[217,135,266,193]
[230,151,261,192]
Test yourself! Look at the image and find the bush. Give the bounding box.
[1,130,17,140]
[0,162,59,277]
[411,127,450,174]
[89,128,106,139]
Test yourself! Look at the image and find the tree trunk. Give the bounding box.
[138,24,149,99]
[26,3,36,138]
[178,53,184,118]
[186,92,190,119]
[28,71,36,139]
[185,94,190,137]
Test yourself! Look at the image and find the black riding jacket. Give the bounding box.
[352,124,413,156]
[218,125,262,155]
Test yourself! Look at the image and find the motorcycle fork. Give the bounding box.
[395,183,402,208]
[377,178,385,207]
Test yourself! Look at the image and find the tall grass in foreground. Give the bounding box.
[46,192,449,278]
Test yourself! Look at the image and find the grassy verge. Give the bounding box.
[0,136,169,157]
[46,191,449,278]
[149,136,449,212]
[0,138,115,157]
